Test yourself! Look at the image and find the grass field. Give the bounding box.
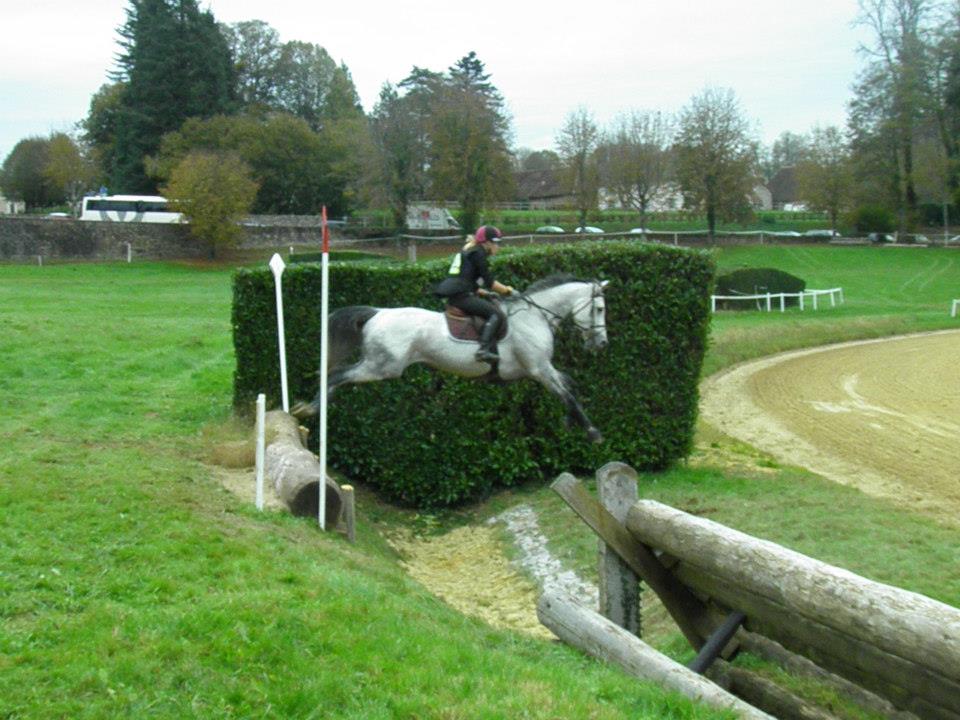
[1,245,958,718]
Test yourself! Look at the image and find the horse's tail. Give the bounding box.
[329,305,378,369]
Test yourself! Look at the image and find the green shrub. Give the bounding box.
[715,268,806,310]
[233,242,714,508]
[848,205,895,233]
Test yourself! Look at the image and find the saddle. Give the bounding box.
[444,306,508,342]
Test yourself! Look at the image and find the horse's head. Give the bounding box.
[571,280,610,351]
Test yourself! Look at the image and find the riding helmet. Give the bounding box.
[475,225,503,244]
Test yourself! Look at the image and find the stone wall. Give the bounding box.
[0,216,341,262]
[0,217,206,261]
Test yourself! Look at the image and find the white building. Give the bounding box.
[0,193,25,214]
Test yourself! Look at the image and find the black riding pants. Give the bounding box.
[447,293,499,321]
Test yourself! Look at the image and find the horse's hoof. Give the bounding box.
[587,427,603,444]
[290,401,315,419]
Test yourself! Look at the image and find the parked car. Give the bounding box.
[768,231,802,237]
[574,226,604,234]
[803,229,840,239]
[535,225,565,234]
[45,212,71,219]
[628,227,651,235]
[868,232,895,243]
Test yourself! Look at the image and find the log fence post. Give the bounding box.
[596,462,641,636]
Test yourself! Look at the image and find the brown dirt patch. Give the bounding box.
[701,330,960,526]
[388,524,554,639]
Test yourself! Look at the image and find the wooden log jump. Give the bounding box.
[537,590,775,720]
[264,410,344,526]
[544,466,960,720]
[625,500,960,719]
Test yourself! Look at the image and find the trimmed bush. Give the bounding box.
[233,241,714,508]
[715,268,805,310]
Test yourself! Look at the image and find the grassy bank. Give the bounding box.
[0,262,724,718]
[1,245,957,718]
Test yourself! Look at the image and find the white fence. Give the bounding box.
[711,287,844,313]
[952,299,959,318]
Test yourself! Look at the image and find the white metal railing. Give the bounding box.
[711,288,844,313]
[952,299,959,318]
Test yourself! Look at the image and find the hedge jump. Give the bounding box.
[541,463,959,720]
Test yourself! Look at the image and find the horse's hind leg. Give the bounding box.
[532,364,602,443]
[292,353,406,419]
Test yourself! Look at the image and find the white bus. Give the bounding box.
[79,195,184,223]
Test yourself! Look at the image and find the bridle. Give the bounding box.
[510,281,607,335]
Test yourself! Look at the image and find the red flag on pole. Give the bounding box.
[322,205,330,253]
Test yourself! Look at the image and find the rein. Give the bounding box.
[510,283,605,334]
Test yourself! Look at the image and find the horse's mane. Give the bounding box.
[522,273,585,295]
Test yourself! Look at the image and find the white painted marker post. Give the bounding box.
[255,393,265,511]
[318,207,331,529]
[268,253,290,412]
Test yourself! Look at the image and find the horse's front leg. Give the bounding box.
[533,364,603,443]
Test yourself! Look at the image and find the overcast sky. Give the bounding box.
[1,0,873,165]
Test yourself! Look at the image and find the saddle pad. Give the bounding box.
[444,308,483,341]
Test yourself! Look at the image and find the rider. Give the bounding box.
[434,225,516,363]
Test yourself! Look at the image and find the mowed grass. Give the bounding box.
[704,244,960,373]
[1,245,958,719]
[0,263,727,719]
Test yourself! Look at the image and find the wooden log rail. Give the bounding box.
[537,590,775,720]
[546,468,959,720]
[625,501,960,720]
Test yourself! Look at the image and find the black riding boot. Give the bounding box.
[475,314,501,363]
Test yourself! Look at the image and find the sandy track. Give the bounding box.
[700,330,960,525]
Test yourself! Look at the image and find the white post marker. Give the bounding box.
[268,253,290,412]
[255,393,266,511]
[318,207,331,529]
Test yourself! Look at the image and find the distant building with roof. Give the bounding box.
[767,167,801,209]
[514,169,571,209]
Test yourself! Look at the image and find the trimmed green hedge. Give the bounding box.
[715,268,806,309]
[233,242,714,508]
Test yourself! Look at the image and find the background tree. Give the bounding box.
[162,150,258,258]
[516,148,562,172]
[556,107,600,228]
[850,0,936,231]
[0,137,56,209]
[151,112,358,215]
[368,55,513,231]
[795,126,855,231]
[44,133,97,210]
[761,130,810,178]
[602,110,674,231]
[426,52,514,231]
[674,87,758,240]
[369,83,430,226]
[111,0,236,193]
[273,41,340,132]
[222,19,282,109]
[80,82,125,187]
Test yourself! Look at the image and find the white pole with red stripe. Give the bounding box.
[318,207,331,529]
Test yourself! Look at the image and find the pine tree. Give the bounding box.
[111,0,235,193]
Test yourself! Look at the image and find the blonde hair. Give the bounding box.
[462,235,479,251]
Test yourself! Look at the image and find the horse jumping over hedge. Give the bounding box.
[292,275,610,442]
